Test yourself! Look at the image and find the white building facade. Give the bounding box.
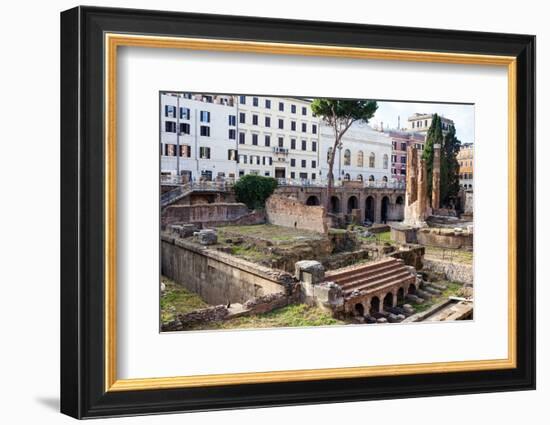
[160,93,238,181]
[319,122,393,183]
[236,96,321,181]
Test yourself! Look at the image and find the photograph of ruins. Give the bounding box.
[159,93,474,332]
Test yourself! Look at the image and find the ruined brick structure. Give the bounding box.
[265,194,329,234]
[432,143,441,209]
[404,146,430,226]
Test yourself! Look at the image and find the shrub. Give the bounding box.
[234,174,278,210]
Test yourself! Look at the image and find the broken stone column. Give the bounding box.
[432,143,441,209]
[295,260,326,303]
[406,145,418,206]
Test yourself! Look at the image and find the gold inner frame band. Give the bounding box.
[104,33,517,392]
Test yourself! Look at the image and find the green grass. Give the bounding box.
[424,246,473,264]
[188,303,346,331]
[217,224,323,244]
[230,245,267,261]
[160,276,209,323]
[410,281,463,313]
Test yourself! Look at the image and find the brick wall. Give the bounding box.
[266,195,328,234]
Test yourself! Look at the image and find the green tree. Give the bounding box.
[310,99,378,209]
[234,174,278,210]
[422,114,443,198]
[440,125,461,207]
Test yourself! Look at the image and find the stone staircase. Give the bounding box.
[325,257,415,298]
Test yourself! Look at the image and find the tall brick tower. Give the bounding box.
[432,143,441,209]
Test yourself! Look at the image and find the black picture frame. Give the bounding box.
[60,5,536,419]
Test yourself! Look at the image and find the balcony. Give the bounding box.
[272,147,289,155]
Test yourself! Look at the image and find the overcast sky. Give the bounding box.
[369,101,475,144]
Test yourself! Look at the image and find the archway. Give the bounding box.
[306,195,320,206]
[354,303,365,317]
[369,297,380,315]
[383,292,394,310]
[344,173,351,181]
[397,287,405,303]
[357,174,363,182]
[396,195,404,205]
[408,283,416,295]
[365,196,375,223]
[329,196,341,213]
[347,196,358,214]
[381,196,390,223]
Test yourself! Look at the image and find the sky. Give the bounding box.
[369,100,475,144]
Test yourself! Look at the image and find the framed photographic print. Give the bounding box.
[60,6,536,419]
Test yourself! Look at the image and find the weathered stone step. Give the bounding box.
[337,264,406,287]
[342,272,415,296]
[326,259,402,283]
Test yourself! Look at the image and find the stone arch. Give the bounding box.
[408,283,416,294]
[396,195,404,205]
[369,175,375,182]
[383,292,394,309]
[369,296,380,315]
[347,195,359,213]
[357,174,363,182]
[354,303,365,317]
[381,196,390,223]
[306,195,320,206]
[397,287,405,303]
[344,173,351,181]
[329,196,341,214]
[365,195,375,222]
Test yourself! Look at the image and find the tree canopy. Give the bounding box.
[234,174,278,210]
[422,114,443,198]
[440,125,461,206]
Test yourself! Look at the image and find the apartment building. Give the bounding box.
[458,142,474,189]
[389,130,426,182]
[236,95,321,180]
[160,93,238,181]
[407,113,455,135]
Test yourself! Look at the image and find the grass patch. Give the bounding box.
[160,276,209,323]
[230,245,266,261]
[424,246,473,264]
[411,281,463,313]
[189,303,347,331]
[217,224,324,244]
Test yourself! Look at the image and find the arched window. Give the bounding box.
[344,149,351,166]
[327,147,333,163]
[383,154,389,169]
[369,175,375,182]
[357,174,363,182]
[382,176,388,182]
[357,151,364,167]
[344,173,351,181]
[369,152,375,168]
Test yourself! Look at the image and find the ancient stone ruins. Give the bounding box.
[160,153,473,331]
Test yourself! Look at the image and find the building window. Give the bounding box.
[269,157,273,165]
[200,126,210,137]
[344,149,351,166]
[301,122,307,132]
[425,119,428,127]
[301,159,306,168]
[279,102,284,111]
[291,139,296,149]
[165,144,174,156]
[180,145,191,158]
[291,104,296,114]
[392,154,397,162]
[199,147,211,159]
[301,140,307,151]
[239,132,245,144]
[252,134,258,145]
[400,169,406,175]
[200,111,210,123]
[265,135,271,147]
[357,151,364,167]
[165,105,176,118]
[278,137,284,148]
[253,97,259,107]
[312,160,317,169]
[290,158,296,167]
[291,121,296,131]
[369,175,375,181]
[312,141,317,152]
[239,112,246,124]
[299,172,307,179]
[228,115,236,126]
[400,156,406,164]
[401,142,407,151]
[290,172,295,179]
[180,123,190,134]
[180,107,190,119]
[311,173,316,180]
[228,149,237,161]
[265,99,271,109]
[302,106,307,116]
[252,114,258,125]
[265,171,270,176]
[344,173,350,181]
[369,152,375,168]
[228,129,236,140]
[165,121,176,133]
[241,155,248,164]
[383,154,389,169]
[357,174,363,182]
[239,170,245,176]
[265,116,271,127]
[239,95,246,104]
[278,119,284,129]
[312,124,317,134]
